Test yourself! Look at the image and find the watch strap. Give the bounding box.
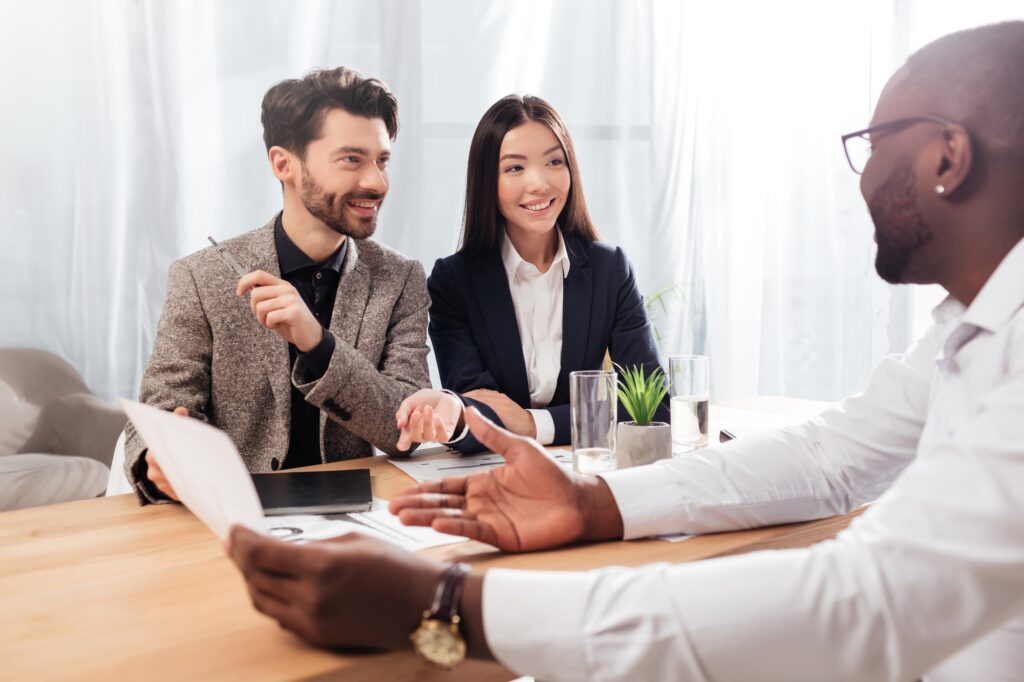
[429,562,471,622]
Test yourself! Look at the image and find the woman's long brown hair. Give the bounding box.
[458,94,600,255]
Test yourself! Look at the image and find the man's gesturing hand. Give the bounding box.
[237,270,323,352]
[389,407,625,552]
[395,389,465,450]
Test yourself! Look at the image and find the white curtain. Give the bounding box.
[0,0,1020,403]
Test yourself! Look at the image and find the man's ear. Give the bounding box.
[934,125,974,197]
[268,146,297,184]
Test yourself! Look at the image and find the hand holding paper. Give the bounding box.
[121,399,265,539]
[121,399,468,551]
[144,406,190,500]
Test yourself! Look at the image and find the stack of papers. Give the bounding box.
[121,400,466,550]
[261,499,466,550]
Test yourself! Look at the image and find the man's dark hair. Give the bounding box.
[261,66,399,157]
[904,21,1024,163]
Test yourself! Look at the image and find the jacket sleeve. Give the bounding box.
[606,247,670,424]
[441,394,501,455]
[427,258,503,394]
[124,259,213,504]
[538,403,572,446]
[293,259,431,457]
[426,258,513,453]
[535,248,669,445]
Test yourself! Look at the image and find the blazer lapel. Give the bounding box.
[330,239,370,349]
[472,253,531,404]
[245,222,292,410]
[557,236,594,399]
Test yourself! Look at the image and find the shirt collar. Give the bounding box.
[274,212,347,276]
[930,236,1024,364]
[500,228,572,281]
[957,235,1024,334]
[930,295,965,325]
[929,237,1024,331]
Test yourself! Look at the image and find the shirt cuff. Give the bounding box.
[483,568,594,681]
[528,409,555,445]
[133,451,172,503]
[440,389,469,444]
[296,328,335,383]
[599,459,700,539]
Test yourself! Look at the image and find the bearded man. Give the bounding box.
[125,67,430,503]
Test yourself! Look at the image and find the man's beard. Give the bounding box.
[300,167,382,240]
[867,159,936,284]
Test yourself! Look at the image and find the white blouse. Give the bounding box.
[497,230,570,445]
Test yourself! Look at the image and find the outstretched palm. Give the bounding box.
[389,407,590,552]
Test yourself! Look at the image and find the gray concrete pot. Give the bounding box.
[616,421,672,468]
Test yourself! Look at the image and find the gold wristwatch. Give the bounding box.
[410,562,471,668]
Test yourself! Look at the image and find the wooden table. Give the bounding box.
[0,398,845,681]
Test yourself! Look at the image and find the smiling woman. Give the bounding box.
[393,95,669,454]
[458,95,600,256]
[496,121,573,247]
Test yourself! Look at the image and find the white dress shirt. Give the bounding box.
[498,230,571,445]
[482,236,1024,681]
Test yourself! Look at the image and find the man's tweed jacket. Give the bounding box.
[124,216,431,503]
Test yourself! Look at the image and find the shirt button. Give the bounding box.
[315,272,322,280]
[271,457,280,471]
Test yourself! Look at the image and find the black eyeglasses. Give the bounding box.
[841,115,959,174]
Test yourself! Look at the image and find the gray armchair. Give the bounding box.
[0,348,127,511]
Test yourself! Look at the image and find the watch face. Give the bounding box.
[411,620,467,668]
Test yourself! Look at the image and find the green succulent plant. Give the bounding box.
[615,363,668,426]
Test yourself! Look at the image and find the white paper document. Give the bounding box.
[262,498,466,550]
[121,400,468,551]
[121,399,265,539]
[389,448,574,483]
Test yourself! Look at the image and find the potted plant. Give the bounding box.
[615,364,671,468]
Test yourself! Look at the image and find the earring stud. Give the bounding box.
[935,184,946,195]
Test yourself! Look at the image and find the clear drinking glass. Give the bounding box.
[570,370,618,474]
[669,355,709,454]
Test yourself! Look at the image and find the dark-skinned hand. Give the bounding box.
[389,407,624,552]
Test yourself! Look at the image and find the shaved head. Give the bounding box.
[900,21,1024,166]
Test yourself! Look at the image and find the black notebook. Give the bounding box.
[251,469,373,516]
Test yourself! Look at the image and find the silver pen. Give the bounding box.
[207,236,248,277]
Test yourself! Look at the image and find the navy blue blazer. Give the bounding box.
[428,233,669,453]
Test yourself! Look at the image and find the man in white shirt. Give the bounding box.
[226,21,1024,681]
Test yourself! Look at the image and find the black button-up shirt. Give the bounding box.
[274,214,347,469]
